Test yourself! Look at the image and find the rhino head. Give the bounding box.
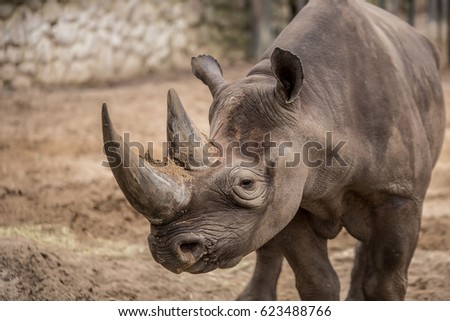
[102,48,309,274]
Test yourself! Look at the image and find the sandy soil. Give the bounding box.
[0,64,449,301]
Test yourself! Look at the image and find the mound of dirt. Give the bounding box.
[0,237,96,300]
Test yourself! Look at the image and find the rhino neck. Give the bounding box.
[246,59,273,78]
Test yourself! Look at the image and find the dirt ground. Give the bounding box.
[1,63,449,301]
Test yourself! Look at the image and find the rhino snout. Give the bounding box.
[148,233,206,273]
[174,235,206,265]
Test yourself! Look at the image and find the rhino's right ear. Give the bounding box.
[192,55,226,97]
[270,47,304,104]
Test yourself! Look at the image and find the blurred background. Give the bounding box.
[1,0,450,89]
[0,0,449,301]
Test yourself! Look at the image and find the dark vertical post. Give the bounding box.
[378,0,385,9]
[394,0,400,15]
[441,0,450,67]
[447,0,450,66]
[287,0,308,20]
[296,0,308,11]
[429,0,440,46]
[388,0,400,15]
[438,0,444,46]
[407,0,415,26]
[251,0,273,58]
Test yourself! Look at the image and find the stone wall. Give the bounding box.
[1,0,284,89]
[0,0,440,90]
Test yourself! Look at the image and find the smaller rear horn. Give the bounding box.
[102,103,191,225]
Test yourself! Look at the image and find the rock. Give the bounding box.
[98,13,114,31]
[1,63,16,81]
[170,50,190,69]
[41,0,61,24]
[65,61,91,84]
[158,1,183,21]
[171,32,188,50]
[139,2,157,21]
[94,46,115,81]
[63,2,79,22]
[23,9,49,45]
[54,46,74,65]
[86,12,98,31]
[23,49,35,62]
[5,45,23,64]
[145,28,172,69]
[143,24,171,50]
[186,0,203,25]
[119,53,142,79]
[0,0,248,88]
[111,18,126,36]
[35,37,53,63]
[19,61,37,75]
[113,1,136,22]
[145,55,162,70]
[129,24,145,40]
[171,3,184,19]
[36,60,66,85]
[12,74,32,89]
[141,25,154,47]
[27,21,50,47]
[132,41,147,57]
[112,49,126,72]
[145,46,170,70]
[72,33,95,59]
[26,0,43,12]
[76,10,90,27]
[109,33,122,49]
[119,22,131,38]
[4,7,29,46]
[129,2,155,22]
[97,27,111,43]
[0,3,15,19]
[0,21,5,46]
[52,21,78,46]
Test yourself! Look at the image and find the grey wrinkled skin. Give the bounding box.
[102,0,445,300]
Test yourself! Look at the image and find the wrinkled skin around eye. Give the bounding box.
[229,167,268,208]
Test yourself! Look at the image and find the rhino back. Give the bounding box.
[258,0,445,195]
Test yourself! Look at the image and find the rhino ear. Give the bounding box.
[192,55,225,97]
[270,47,304,104]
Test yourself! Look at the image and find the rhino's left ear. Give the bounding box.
[192,55,226,97]
[270,47,304,104]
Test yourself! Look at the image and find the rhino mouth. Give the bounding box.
[158,252,243,274]
[148,232,244,274]
[184,255,243,274]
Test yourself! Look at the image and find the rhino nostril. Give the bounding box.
[176,238,205,264]
[180,242,199,254]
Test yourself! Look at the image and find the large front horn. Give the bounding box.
[102,103,191,225]
[167,88,209,169]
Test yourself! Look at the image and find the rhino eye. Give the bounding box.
[239,178,254,189]
[229,168,267,208]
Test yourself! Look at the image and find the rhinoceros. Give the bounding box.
[101,0,445,300]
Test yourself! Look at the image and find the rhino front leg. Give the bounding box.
[237,238,283,300]
[346,241,368,300]
[347,197,421,300]
[277,210,340,300]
